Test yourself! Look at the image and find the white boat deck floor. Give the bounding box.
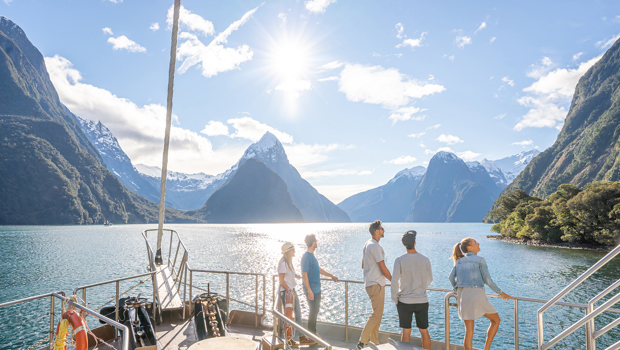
[156,265,183,310]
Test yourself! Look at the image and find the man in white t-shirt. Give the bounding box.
[358,220,392,349]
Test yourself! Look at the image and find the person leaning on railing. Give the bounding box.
[278,242,302,348]
[449,237,513,350]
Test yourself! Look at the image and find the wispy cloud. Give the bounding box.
[396,32,427,49]
[408,132,426,138]
[493,113,506,120]
[305,0,336,13]
[512,140,533,146]
[167,5,214,37]
[275,79,312,97]
[278,13,287,23]
[150,23,160,31]
[474,22,486,34]
[436,134,463,145]
[427,124,441,130]
[318,60,344,71]
[385,156,417,165]
[102,27,113,35]
[515,54,602,131]
[389,106,425,124]
[455,35,472,48]
[527,57,554,79]
[396,23,405,39]
[227,117,293,143]
[107,36,146,53]
[501,76,515,87]
[572,52,584,61]
[176,5,258,78]
[490,37,496,44]
[318,76,339,82]
[595,33,620,50]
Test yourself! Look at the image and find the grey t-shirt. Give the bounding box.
[391,252,433,304]
[363,238,386,287]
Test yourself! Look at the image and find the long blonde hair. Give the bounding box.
[280,249,295,272]
[450,237,475,264]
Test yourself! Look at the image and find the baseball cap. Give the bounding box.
[402,230,417,245]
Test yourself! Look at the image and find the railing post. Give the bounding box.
[226,273,230,321]
[538,311,544,349]
[445,293,455,350]
[585,307,592,350]
[255,274,259,328]
[189,270,193,315]
[168,230,173,268]
[183,264,187,320]
[263,274,266,319]
[514,298,519,350]
[345,281,349,342]
[115,281,120,340]
[49,294,55,350]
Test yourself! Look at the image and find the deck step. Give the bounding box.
[155,265,183,310]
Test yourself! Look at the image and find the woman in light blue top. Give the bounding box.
[449,237,512,350]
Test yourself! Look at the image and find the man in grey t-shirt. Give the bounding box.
[392,230,433,350]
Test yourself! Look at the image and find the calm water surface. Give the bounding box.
[1,223,618,349]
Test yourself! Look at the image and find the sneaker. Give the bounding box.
[356,341,365,350]
[299,336,316,346]
[286,339,300,348]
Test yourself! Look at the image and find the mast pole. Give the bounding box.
[156,0,181,265]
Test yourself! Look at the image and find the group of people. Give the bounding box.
[277,220,512,350]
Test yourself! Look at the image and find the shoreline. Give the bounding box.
[486,235,612,252]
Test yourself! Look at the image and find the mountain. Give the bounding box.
[481,149,540,188]
[0,16,198,224]
[338,166,426,222]
[230,132,350,222]
[491,38,620,203]
[408,152,503,222]
[192,158,304,223]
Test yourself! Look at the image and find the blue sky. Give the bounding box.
[2,0,620,202]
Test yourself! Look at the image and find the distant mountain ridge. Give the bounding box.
[339,150,538,222]
[487,37,620,222]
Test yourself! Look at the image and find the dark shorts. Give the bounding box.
[397,302,429,329]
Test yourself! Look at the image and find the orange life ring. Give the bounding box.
[53,310,88,350]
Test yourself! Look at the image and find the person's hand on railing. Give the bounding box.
[331,275,338,282]
[500,292,513,300]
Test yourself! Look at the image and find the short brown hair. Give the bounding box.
[305,234,317,247]
[369,220,382,235]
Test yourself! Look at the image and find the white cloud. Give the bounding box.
[512,140,533,146]
[493,113,506,120]
[201,121,229,136]
[385,156,417,165]
[408,132,426,138]
[443,54,455,61]
[305,0,336,13]
[475,22,486,34]
[595,33,620,50]
[515,55,602,131]
[45,55,245,174]
[102,27,114,35]
[396,23,405,39]
[388,106,425,124]
[318,76,339,82]
[455,35,472,48]
[278,13,287,23]
[285,143,354,168]
[338,64,445,109]
[150,23,160,31]
[501,76,515,87]
[167,5,215,37]
[428,74,434,81]
[176,6,258,78]
[436,134,463,145]
[275,79,312,97]
[227,117,293,143]
[425,147,453,155]
[396,32,427,49]
[3,0,13,4]
[572,52,584,61]
[106,0,122,3]
[107,36,146,53]
[427,124,441,130]
[457,151,480,160]
[318,60,344,71]
[419,141,426,148]
[527,57,554,79]
[314,184,377,204]
[615,16,620,23]
[490,37,496,44]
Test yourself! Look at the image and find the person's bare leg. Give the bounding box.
[401,328,412,342]
[419,328,431,350]
[464,320,475,350]
[483,313,501,350]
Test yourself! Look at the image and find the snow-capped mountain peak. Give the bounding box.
[389,166,426,184]
[238,132,289,166]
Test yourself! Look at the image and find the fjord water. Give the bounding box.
[1,223,618,349]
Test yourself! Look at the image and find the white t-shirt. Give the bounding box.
[278,259,296,292]
[363,238,386,287]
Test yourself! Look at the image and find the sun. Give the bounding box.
[272,41,310,81]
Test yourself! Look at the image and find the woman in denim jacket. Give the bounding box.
[449,238,512,350]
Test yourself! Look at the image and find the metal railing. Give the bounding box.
[271,308,332,349]
[271,275,620,349]
[0,292,130,350]
[73,271,159,326]
[538,244,620,350]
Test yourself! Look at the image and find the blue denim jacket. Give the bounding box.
[448,252,502,295]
